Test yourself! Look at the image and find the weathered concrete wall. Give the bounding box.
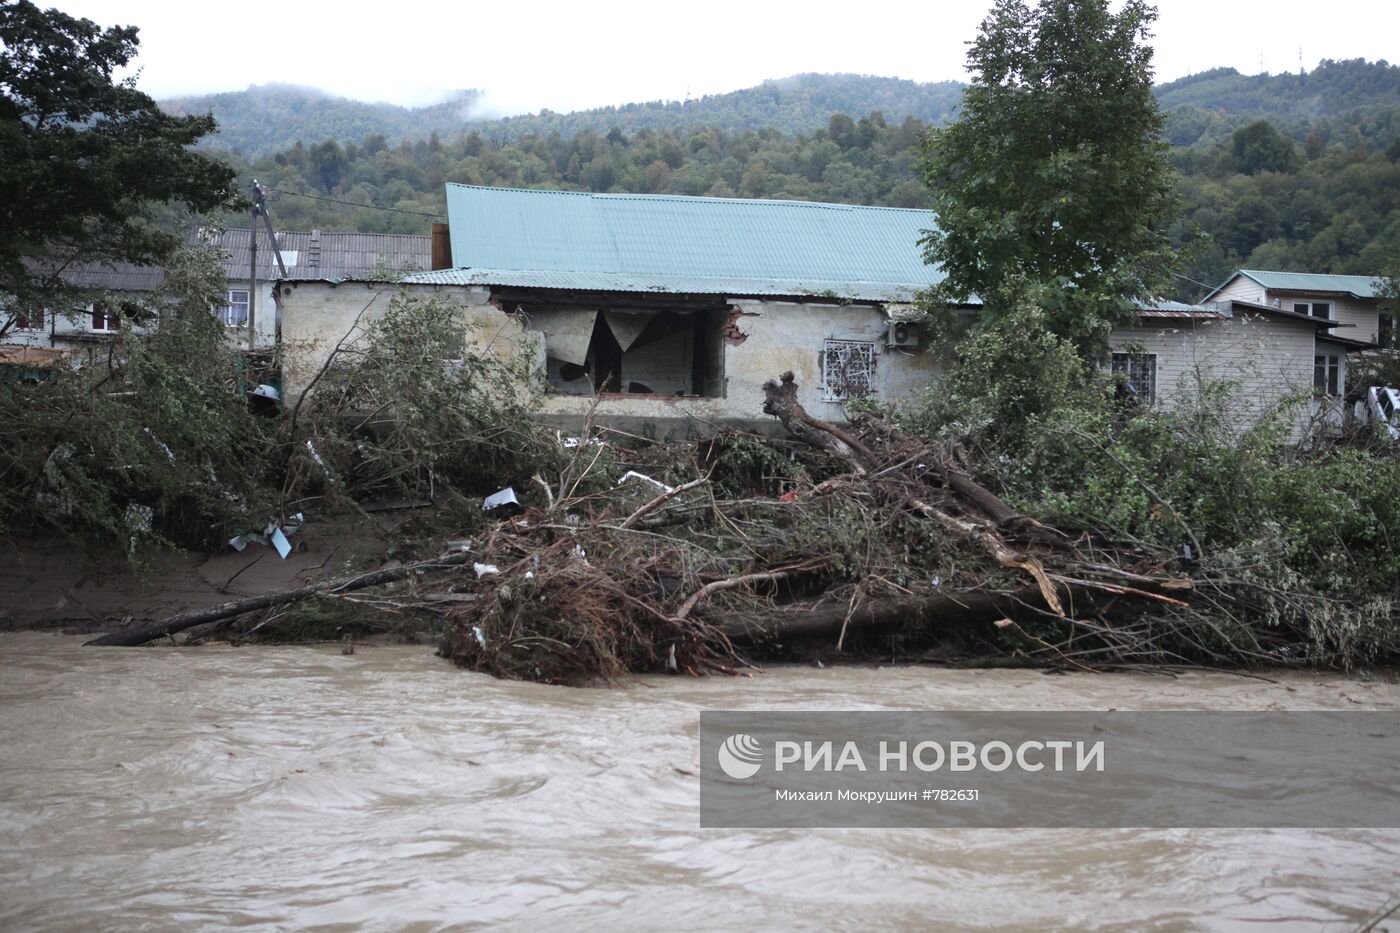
[279,284,943,441]
[277,280,537,400]
[1110,311,1318,438]
[533,299,941,439]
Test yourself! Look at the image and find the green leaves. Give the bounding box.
[0,0,238,313]
[920,0,1182,354]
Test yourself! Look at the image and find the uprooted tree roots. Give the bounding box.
[88,372,1381,683]
[434,371,1212,683]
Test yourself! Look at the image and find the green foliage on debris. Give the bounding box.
[901,300,1400,668]
[0,245,273,551]
[0,274,552,557]
[283,293,557,518]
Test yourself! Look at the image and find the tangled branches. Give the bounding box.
[434,372,1215,684]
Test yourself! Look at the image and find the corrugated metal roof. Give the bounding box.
[26,229,433,293]
[211,228,431,281]
[437,185,943,301]
[1135,298,1220,317]
[1235,269,1382,299]
[52,261,167,292]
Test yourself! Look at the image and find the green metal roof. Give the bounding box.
[1226,269,1382,300]
[425,185,943,301]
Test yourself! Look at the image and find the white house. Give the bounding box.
[1203,269,1388,346]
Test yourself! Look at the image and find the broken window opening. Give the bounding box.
[533,306,726,398]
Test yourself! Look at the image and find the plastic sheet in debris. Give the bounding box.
[482,487,520,512]
[228,513,304,558]
[616,471,674,493]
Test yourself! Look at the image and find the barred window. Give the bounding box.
[821,339,876,402]
[1111,352,1157,407]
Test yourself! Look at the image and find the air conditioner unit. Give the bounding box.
[886,320,920,349]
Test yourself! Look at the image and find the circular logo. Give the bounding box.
[717,733,764,780]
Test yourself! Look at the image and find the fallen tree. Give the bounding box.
[83,551,474,646]
[425,372,1208,682]
[82,371,1395,682]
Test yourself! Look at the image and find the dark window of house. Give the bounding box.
[1111,352,1157,407]
[1314,354,1341,396]
[1294,301,1331,319]
[12,309,42,330]
[91,302,120,332]
[1380,314,1394,349]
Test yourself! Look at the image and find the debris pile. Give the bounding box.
[92,372,1381,683]
[433,372,1198,683]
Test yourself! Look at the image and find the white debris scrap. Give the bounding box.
[482,487,520,512]
[142,428,175,462]
[616,471,674,494]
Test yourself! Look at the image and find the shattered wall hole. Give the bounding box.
[524,304,728,397]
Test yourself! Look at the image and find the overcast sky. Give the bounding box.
[50,0,1398,113]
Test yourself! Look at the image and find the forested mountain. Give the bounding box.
[166,61,1399,158]
[202,59,1399,305]
[484,74,965,144]
[161,85,487,159]
[1158,59,1400,147]
[165,74,964,158]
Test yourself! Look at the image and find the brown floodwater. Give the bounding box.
[1,631,1398,931]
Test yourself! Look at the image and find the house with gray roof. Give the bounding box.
[2,228,430,361]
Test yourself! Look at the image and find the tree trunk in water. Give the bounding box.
[84,551,474,647]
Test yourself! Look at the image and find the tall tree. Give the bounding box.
[920,0,1182,351]
[1229,119,1302,175]
[0,0,238,333]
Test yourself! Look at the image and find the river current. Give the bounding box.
[1,632,1397,930]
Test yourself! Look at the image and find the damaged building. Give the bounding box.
[276,185,1386,441]
[279,185,946,438]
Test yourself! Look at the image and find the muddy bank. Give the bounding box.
[0,528,385,633]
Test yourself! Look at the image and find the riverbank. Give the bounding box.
[0,527,386,635]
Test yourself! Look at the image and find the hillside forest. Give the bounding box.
[198,61,1400,301]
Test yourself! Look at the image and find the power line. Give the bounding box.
[1170,270,1223,297]
[268,188,445,219]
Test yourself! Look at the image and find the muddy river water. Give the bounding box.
[2,631,1398,930]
